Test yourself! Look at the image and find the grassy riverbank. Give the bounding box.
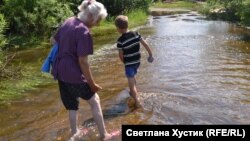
[201,0,250,26]
[151,1,204,11]
[93,10,148,37]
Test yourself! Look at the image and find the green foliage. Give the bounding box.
[240,0,250,25]
[98,0,150,17]
[92,9,148,38]
[0,14,7,51]
[222,0,243,21]
[0,14,7,66]
[0,14,7,81]
[2,0,73,35]
[1,0,151,36]
[205,0,248,22]
[60,0,82,15]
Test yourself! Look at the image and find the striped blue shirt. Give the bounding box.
[117,31,142,66]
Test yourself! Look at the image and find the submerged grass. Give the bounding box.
[0,64,54,103]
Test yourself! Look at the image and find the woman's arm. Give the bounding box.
[79,56,102,92]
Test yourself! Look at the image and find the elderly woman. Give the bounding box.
[52,0,113,140]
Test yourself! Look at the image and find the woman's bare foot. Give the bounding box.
[68,128,89,141]
[101,133,112,141]
[101,130,121,141]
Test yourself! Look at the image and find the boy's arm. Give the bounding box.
[140,39,153,57]
[119,50,124,62]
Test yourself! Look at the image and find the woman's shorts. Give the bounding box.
[58,80,95,110]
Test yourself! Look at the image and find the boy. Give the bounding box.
[115,15,154,108]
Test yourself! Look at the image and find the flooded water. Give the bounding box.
[0,11,250,141]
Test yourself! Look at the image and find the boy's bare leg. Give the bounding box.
[87,94,112,140]
[128,77,141,108]
[134,77,137,85]
[69,110,78,135]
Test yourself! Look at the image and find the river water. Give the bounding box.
[0,11,250,141]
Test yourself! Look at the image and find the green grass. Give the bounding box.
[92,10,148,37]
[151,1,204,11]
[91,10,149,49]
[128,10,149,27]
[0,64,54,103]
[5,34,50,51]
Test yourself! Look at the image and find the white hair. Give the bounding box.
[77,0,108,23]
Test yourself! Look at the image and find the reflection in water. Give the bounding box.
[0,12,250,140]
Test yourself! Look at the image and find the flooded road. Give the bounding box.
[0,11,250,141]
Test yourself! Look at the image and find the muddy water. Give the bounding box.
[1,11,250,141]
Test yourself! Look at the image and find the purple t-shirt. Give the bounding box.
[52,17,93,83]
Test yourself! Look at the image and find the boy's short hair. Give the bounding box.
[115,15,128,29]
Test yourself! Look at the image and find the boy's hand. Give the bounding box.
[148,56,154,63]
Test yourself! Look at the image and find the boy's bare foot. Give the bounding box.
[127,97,135,108]
[135,102,142,109]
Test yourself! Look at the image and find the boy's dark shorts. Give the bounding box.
[125,63,140,78]
[58,80,95,110]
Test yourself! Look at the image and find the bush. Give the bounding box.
[60,0,82,15]
[1,0,151,36]
[2,0,73,36]
[223,0,243,21]
[205,0,244,21]
[0,14,7,51]
[240,1,250,25]
[0,14,8,73]
[98,0,150,17]
[46,0,151,18]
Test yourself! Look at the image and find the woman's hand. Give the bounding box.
[89,83,102,93]
[79,56,102,93]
